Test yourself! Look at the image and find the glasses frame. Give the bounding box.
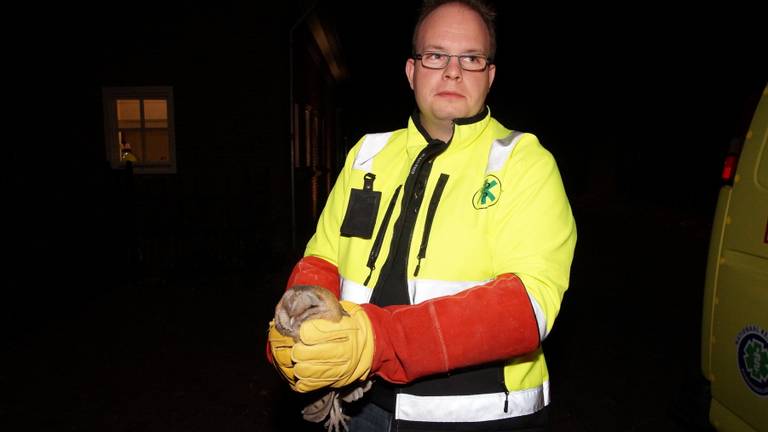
[413,52,493,72]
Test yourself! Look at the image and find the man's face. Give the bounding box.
[406,3,496,128]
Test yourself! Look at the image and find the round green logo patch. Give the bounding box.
[736,325,768,397]
[473,175,501,209]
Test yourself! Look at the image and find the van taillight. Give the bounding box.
[721,154,737,183]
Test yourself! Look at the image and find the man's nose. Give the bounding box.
[443,56,463,80]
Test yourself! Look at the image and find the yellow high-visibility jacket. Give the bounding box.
[293,107,576,423]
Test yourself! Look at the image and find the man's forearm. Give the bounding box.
[361,273,540,384]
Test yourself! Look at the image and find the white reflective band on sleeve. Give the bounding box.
[527,292,548,340]
[340,277,489,305]
[340,277,373,304]
[409,278,491,304]
[353,132,393,171]
[486,131,524,174]
[395,381,549,422]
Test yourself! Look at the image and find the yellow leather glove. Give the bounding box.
[292,301,374,393]
[267,320,297,387]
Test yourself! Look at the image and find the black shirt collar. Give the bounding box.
[412,106,490,145]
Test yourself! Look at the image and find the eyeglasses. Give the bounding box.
[413,52,492,71]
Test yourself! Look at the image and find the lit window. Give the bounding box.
[103,87,177,174]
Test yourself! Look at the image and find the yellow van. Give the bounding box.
[701,84,768,432]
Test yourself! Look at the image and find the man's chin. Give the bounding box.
[432,108,471,122]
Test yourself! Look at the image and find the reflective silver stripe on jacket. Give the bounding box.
[340,277,486,304]
[486,131,524,174]
[395,381,549,422]
[352,132,393,171]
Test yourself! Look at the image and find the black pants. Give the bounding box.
[348,401,550,432]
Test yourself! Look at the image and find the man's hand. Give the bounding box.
[291,301,374,393]
[269,285,347,390]
[267,320,297,387]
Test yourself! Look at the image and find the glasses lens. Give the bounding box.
[459,56,487,71]
[421,53,447,68]
[418,53,487,71]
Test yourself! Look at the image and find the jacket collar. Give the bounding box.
[406,106,491,159]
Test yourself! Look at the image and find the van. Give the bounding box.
[701,84,768,431]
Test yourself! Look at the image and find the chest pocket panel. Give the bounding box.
[340,173,381,239]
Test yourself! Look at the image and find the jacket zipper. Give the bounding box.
[363,185,402,286]
[498,363,510,413]
[413,173,449,277]
[369,141,448,306]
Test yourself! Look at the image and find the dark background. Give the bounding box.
[4,0,766,430]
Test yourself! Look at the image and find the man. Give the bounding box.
[269,0,576,430]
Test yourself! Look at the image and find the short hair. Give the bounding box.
[412,0,497,60]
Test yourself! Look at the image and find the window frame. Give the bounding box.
[102,86,177,174]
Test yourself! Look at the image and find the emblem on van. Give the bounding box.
[735,325,768,396]
[473,175,501,209]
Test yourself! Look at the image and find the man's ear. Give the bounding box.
[488,64,496,90]
[405,58,415,90]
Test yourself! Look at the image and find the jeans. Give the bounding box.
[348,401,393,432]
